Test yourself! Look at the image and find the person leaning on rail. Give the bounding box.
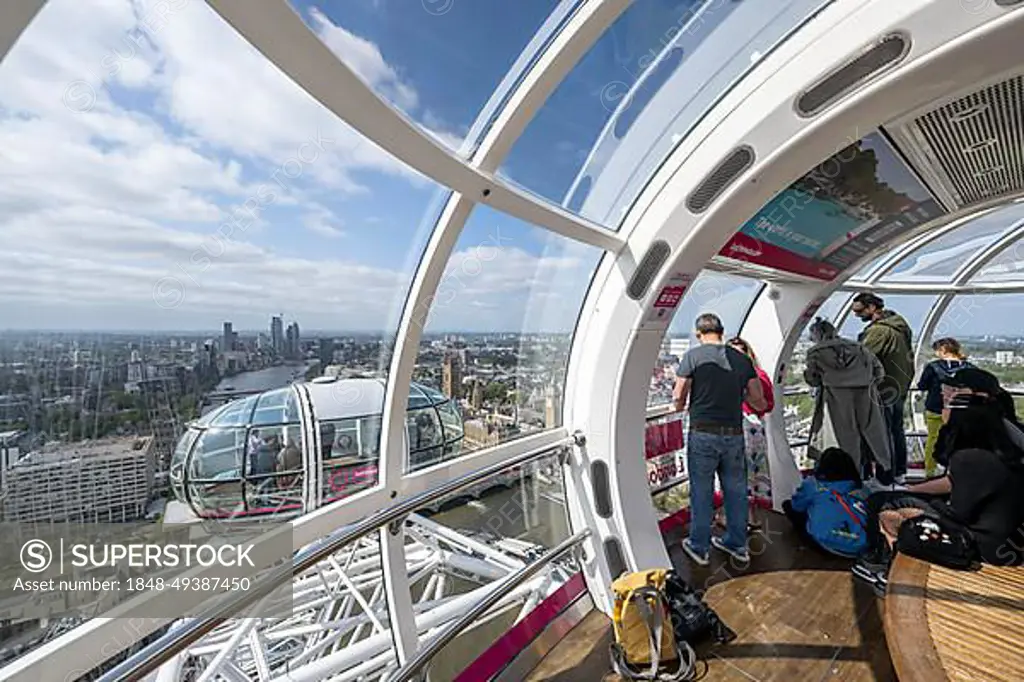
[915,338,972,477]
[803,318,892,486]
[672,313,767,567]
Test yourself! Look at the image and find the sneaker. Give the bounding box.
[894,474,907,486]
[682,539,710,566]
[711,536,750,563]
[851,564,888,597]
[851,562,882,584]
[857,548,891,574]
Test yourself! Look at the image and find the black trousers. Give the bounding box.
[863,491,945,555]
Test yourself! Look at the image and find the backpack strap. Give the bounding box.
[610,586,696,681]
[831,490,866,530]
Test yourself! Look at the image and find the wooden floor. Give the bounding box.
[526,510,895,682]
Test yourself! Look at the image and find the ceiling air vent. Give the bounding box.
[796,32,910,117]
[890,74,1024,208]
[685,146,755,214]
[627,240,670,301]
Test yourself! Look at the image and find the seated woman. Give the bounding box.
[854,392,1024,586]
[783,447,868,558]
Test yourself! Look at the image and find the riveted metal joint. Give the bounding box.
[388,516,408,536]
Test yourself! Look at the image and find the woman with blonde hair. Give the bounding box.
[727,336,774,529]
[916,337,971,476]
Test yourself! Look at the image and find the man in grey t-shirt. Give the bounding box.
[673,313,766,566]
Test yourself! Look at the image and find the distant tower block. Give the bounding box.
[442,353,463,400]
[544,383,560,429]
[471,380,483,411]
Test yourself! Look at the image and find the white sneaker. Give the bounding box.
[682,539,710,567]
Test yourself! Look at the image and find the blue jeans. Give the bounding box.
[687,431,747,555]
[885,399,907,478]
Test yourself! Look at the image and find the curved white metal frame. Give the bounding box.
[566,0,1024,612]
[4,0,1024,678]
[831,205,1004,328]
[911,214,1024,365]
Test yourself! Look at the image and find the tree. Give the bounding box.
[482,382,507,403]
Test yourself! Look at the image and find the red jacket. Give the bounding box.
[743,367,775,418]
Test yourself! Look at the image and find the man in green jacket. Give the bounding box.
[852,293,914,484]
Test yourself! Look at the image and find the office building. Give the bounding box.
[271,316,284,355]
[1,437,156,523]
[319,337,335,367]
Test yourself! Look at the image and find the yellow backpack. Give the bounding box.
[610,569,695,680]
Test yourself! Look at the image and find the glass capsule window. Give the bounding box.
[321,416,381,503]
[173,382,464,516]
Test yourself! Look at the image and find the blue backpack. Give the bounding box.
[798,481,868,557]
[820,488,868,557]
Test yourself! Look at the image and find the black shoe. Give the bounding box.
[851,563,887,595]
[856,548,891,574]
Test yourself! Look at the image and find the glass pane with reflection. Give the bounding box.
[410,451,574,680]
[649,271,762,408]
[0,2,458,659]
[410,206,602,470]
[288,0,570,153]
[502,0,833,229]
[883,203,1024,281]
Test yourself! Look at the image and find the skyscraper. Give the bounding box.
[284,322,301,360]
[271,316,284,355]
[319,337,334,367]
[222,322,233,352]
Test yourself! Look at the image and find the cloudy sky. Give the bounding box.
[4,0,1020,339]
[0,0,638,334]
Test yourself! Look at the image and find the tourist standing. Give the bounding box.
[852,293,914,483]
[804,318,891,478]
[916,338,971,476]
[727,337,774,529]
[673,313,767,566]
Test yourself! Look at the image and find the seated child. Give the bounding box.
[783,447,868,558]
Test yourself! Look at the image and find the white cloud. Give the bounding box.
[307,8,419,113]
[0,0,591,333]
[302,205,345,239]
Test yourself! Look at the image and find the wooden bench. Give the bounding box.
[884,553,1024,681]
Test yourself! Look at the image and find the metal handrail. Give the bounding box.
[781,385,1024,397]
[390,529,591,682]
[96,434,577,682]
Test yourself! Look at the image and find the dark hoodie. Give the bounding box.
[917,358,971,413]
[858,310,914,399]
